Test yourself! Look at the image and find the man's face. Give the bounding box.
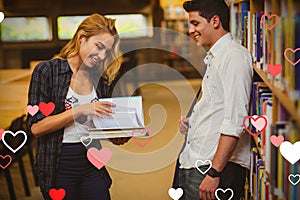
[188,11,214,47]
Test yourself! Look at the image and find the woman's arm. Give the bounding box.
[31,101,114,137]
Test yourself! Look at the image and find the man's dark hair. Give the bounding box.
[183,0,230,31]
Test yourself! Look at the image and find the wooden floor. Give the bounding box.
[0,78,201,200]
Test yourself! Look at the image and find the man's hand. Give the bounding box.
[179,116,189,135]
[109,137,131,145]
[199,175,220,200]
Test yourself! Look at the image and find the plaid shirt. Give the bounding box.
[27,58,110,193]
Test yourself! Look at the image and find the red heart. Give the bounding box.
[0,155,12,169]
[39,102,55,116]
[0,129,4,141]
[49,188,66,200]
[261,13,279,30]
[131,129,152,148]
[268,64,282,77]
[243,116,268,137]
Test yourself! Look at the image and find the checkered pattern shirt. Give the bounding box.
[27,58,111,192]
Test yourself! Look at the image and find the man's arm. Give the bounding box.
[211,134,239,172]
[198,134,239,200]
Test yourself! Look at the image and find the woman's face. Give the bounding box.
[79,32,114,67]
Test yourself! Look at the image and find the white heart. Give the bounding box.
[2,130,28,153]
[279,141,300,165]
[168,188,183,200]
[288,174,300,186]
[215,188,234,200]
[80,136,92,147]
[195,160,212,175]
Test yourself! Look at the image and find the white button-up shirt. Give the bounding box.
[179,33,253,169]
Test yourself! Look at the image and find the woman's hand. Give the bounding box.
[73,101,115,118]
[109,137,131,145]
[179,116,189,135]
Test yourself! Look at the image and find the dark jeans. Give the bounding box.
[42,143,111,200]
[179,162,246,200]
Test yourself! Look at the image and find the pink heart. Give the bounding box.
[0,129,4,141]
[260,14,279,30]
[270,135,284,147]
[27,105,39,116]
[0,154,12,169]
[131,128,152,148]
[87,147,112,169]
[284,48,300,66]
[39,102,55,116]
[243,115,268,137]
[250,115,268,131]
[49,188,66,200]
[268,64,282,77]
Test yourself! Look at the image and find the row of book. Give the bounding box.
[249,81,299,199]
[230,0,300,113]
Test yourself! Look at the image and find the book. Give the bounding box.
[89,96,149,139]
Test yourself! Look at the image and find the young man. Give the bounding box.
[178,0,253,199]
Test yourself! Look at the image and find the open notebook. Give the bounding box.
[89,96,149,139]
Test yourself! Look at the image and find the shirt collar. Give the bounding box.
[208,33,232,58]
[58,59,73,75]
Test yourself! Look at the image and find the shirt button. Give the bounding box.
[188,141,190,144]
[189,125,192,128]
[207,75,209,78]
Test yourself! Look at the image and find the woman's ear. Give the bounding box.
[77,30,85,43]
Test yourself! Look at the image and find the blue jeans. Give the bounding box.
[42,143,111,200]
[179,162,246,200]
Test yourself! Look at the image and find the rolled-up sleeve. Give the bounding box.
[27,62,51,129]
[218,49,253,138]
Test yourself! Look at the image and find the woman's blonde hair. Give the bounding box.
[55,13,122,84]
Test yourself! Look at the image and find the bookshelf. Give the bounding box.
[160,5,202,79]
[231,0,300,199]
[254,67,300,128]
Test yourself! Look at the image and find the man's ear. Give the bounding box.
[210,15,222,29]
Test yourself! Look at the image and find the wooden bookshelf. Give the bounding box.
[253,66,300,128]
[233,0,248,3]
[231,0,300,199]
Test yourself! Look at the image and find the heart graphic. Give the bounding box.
[2,130,28,153]
[27,105,39,116]
[270,135,284,147]
[260,13,279,30]
[195,160,212,175]
[80,136,92,147]
[279,141,300,165]
[0,155,12,169]
[168,188,183,200]
[268,64,282,77]
[39,102,55,116]
[0,129,4,141]
[215,188,234,200]
[49,188,66,200]
[243,115,268,137]
[131,128,152,148]
[87,147,112,170]
[284,48,300,66]
[288,174,300,186]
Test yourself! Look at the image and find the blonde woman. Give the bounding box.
[27,13,128,200]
